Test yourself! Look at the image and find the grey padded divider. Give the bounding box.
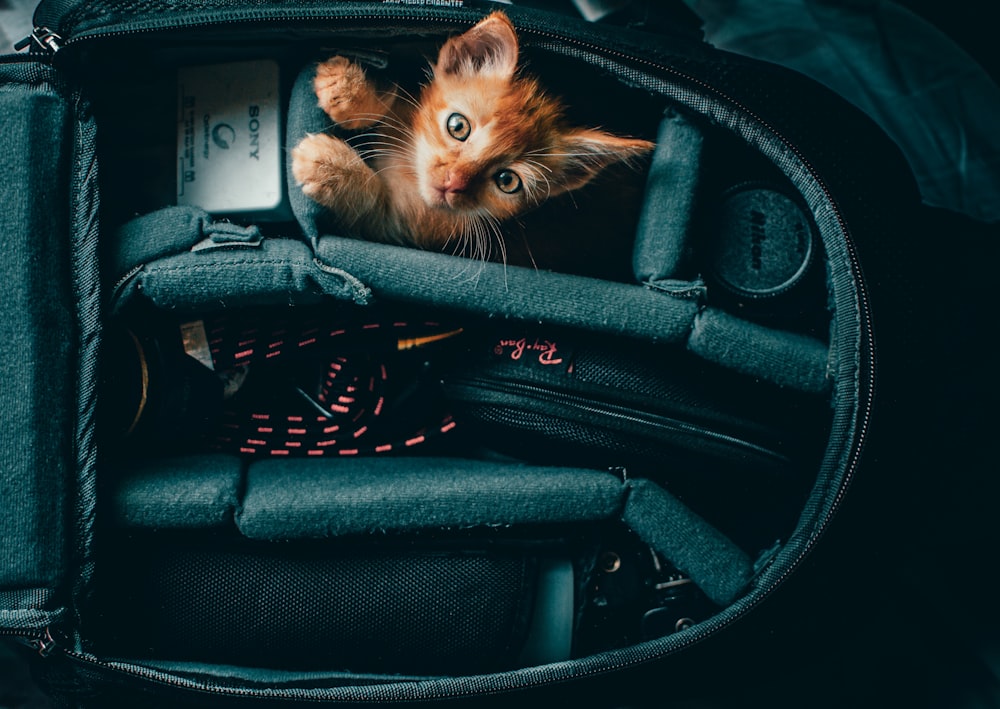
[633,107,703,286]
[689,307,831,394]
[623,478,753,607]
[108,206,261,286]
[0,64,75,623]
[109,210,701,347]
[107,455,754,607]
[110,455,244,530]
[109,205,830,393]
[236,457,627,539]
[118,231,371,311]
[109,206,372,311]
[314,236,701,343]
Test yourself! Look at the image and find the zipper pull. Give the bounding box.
[6,627,61,656]
[34,627,58,657]
[14,27,63,54]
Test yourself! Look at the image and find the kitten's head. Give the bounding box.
[411,12,654,239]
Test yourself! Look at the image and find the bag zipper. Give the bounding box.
[0,627,59,657]
[447,376,791,467]
[7,2,876,700]
[17,3,476,56]
[13,26,63,53]
[17,1,705,57]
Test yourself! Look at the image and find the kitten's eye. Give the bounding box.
[446,113,471,141]
[494,169,522,194]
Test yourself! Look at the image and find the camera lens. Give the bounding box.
[100,316,224,449]
[101,326,151,441]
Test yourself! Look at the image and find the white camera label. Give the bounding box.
[177,60,284,216]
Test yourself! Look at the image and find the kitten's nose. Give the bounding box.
[443,171,469,194]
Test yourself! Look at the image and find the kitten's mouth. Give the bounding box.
[430,187,468,210]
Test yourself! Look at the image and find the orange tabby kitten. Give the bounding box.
[291,11,654,259]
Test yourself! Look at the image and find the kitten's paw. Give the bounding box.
[292,132,378,213]
[314,56,393,130]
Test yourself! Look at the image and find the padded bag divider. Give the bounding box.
[109,454,243,530]
[633,107,704,290]
[107,455,752,605]
[286,61,328,247]
[109,206,829,392]
[236,457,625,538]
[107,206,372,312]
[108,213,831,396]
[0,61,97,629]
[93,450,754,674]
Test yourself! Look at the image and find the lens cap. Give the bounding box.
[708,183,816,301]
[703,182,827,328]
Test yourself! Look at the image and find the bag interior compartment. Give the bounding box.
[88,533,566,675]
[87,454,739,674]
[58,18,854,687]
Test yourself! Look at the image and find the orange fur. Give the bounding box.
[291,11,655,256]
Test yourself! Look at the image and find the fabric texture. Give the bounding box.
[623,478,753,606]
[238,457,627,538]
[633,108,704,285]
[0,65,74,598]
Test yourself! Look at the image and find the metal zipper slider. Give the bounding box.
[29,627,58,657]
[14,27,64,54]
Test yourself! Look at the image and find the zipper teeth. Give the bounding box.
[32,7,874,700]
[52,8,471,47]
[0,627,58,656]
[0,628,47,639]
[62,649,355,700]
[110,263,143,301]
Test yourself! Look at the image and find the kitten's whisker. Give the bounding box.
[338,113,415,138]
[453,218,487,285]
[523,158,553,174]
[349,133,412,145]
[472,217,492,271]
[349,141,413,156]
[444,222,465,257]
[525,149,625,158]
[481,213,510,289]
[368,166,398,182]
[353,147,412,163]
[392,87,424,113]
[344,124,414,146]
[519,162,553,204]
[513,219,540,273]
[487,215,507,267]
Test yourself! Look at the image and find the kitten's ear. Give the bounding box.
[435,11,519,79]
[554,130,656,193]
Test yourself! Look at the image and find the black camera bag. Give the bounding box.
[2,1,990,707]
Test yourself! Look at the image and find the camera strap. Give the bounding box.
[190,308,462,457]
